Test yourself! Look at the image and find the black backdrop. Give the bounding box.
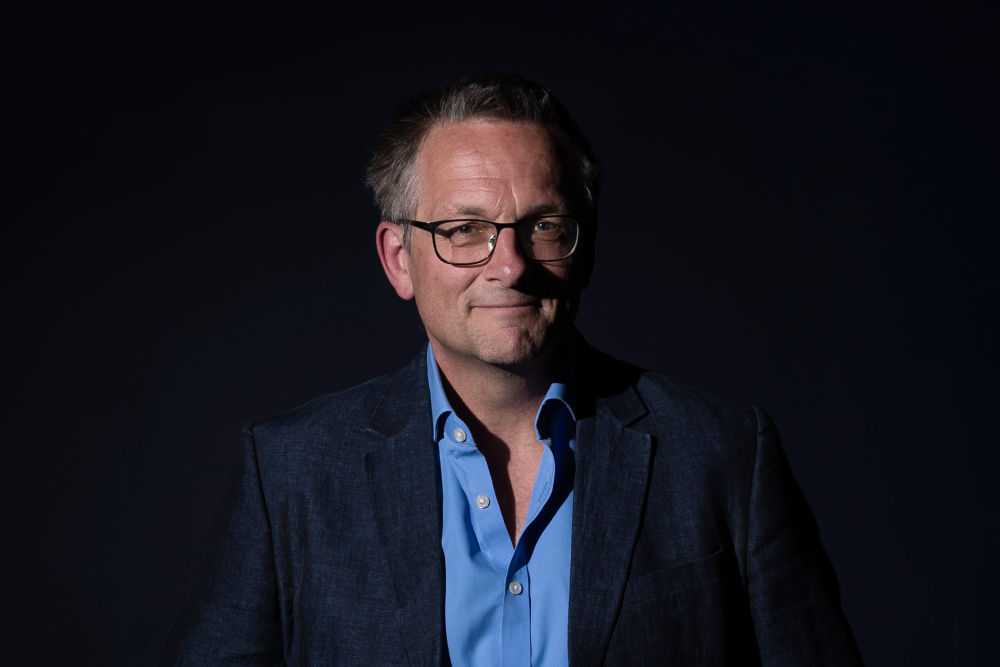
[4,2,996,665]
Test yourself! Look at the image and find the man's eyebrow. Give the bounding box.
[447,205,492,218]
[442,203,566,220]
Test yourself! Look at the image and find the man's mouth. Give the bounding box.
[473,301,541,309]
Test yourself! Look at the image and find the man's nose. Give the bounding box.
[482,228,528,285]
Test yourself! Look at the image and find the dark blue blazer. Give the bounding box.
[159,342,863,666]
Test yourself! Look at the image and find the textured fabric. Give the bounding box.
[427,344,575,667]
[159,337,864,667]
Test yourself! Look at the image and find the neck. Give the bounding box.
[430,334,570,442]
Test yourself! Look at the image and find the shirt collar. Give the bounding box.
[426,338,578,443]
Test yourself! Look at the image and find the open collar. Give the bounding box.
[424,338,580,444]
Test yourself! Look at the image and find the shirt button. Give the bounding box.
[509,581,523,595]
[453,429,467,442]
[476,494,490,509]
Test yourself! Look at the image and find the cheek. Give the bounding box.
[537,261,579,294]
[410,260,477,314]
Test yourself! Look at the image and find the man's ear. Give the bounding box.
[376,222,415,300]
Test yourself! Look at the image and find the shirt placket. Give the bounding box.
[445,412,559,667]
[503,443,556,667]
[444,413,514,570]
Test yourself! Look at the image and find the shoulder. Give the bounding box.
[636,370,759,443]
[593,353,768,524]
[587,345,760,456]
[248,347,427,446]
[241,348,428,474]
[249,374,393,446]
[239,375,392,478]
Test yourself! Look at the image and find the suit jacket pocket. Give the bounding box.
[621,546,725,608]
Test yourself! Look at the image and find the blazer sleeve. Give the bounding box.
[158,422,284,667]
[746,407,864,666]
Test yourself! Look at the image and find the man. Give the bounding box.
[160,72,863,666]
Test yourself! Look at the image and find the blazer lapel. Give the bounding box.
[364,351,446,667]
[568,344,653,667]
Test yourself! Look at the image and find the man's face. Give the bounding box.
[405,120,586,368]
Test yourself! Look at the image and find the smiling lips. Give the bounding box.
[477,304,537,308]
[473,300,542,309]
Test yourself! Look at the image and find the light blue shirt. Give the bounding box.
[427,344,576,667]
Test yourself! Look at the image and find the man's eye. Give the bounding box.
[456,225,476,235]
[535,221,554,232]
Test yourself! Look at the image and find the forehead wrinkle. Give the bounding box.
[447,154,529,183]
[415,121,567,221]
[436,166,564,219]
[434,178,514,219]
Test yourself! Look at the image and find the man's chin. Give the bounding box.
[468,326,561,369]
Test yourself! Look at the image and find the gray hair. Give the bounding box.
[366,71,601,247]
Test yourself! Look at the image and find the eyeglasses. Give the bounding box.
[404,215,580,266]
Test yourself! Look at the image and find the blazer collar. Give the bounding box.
[576,336,649,426]
[568,338,653,667]
[366,349,432,440]
[364,347,445,667]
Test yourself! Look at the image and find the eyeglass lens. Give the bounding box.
[433,217,578,265]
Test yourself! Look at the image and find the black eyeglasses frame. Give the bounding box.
[403,215,580,266]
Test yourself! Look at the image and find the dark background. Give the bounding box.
[4,1,996,664]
